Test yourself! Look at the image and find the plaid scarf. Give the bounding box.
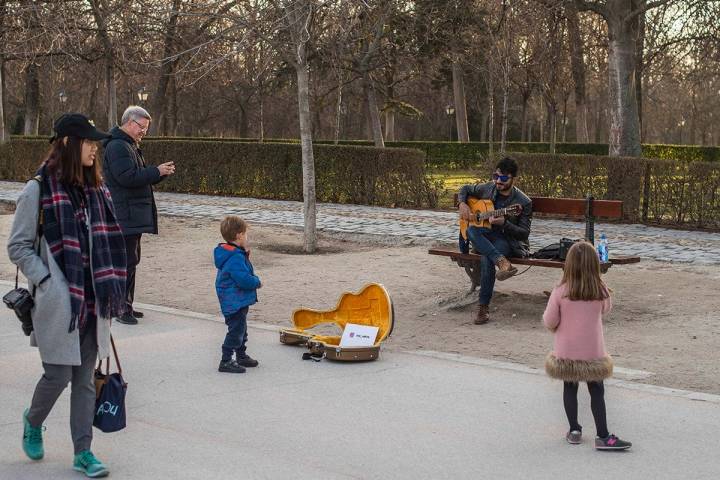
[38,165,127,331]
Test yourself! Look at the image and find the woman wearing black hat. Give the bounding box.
[7,113,127,478]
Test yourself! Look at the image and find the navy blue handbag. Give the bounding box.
[93,336,127,433]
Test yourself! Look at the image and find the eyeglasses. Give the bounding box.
[132,119,149,132]
[492,173,513,182]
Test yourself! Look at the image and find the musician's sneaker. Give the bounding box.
[495,256,518,281]
[595,434,632,450]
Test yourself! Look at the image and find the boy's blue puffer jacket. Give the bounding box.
[214,243,261,316]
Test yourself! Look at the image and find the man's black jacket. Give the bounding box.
[102,127,164,235]
[458,182,532,257]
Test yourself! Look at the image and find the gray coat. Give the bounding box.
[7,180,112,366]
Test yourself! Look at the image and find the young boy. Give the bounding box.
[214,216,262,373]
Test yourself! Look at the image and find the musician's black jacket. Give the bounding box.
[458,182,532,257]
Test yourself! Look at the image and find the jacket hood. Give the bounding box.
[214,243,245,269]
[102,126,134,147]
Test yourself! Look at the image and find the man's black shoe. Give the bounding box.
[132,310,144,318]
[116,313,138,325]
[218,360,245,374]
[236,356,259,368]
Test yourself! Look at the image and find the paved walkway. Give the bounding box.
[2,180,719,265]
[0,298,718,479]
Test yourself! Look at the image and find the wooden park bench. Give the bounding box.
[429,195,641,291]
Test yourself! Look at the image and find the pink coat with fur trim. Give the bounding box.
[542,284,613,382]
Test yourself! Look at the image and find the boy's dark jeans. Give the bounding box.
[222,307,249,362]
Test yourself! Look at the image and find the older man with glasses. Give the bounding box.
[102,106,175,325]
[458,156,532,325]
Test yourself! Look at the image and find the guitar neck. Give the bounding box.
[476,207,511,221]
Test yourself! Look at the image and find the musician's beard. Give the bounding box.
[496,182,513,194]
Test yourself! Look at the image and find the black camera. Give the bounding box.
[3,287,35,336]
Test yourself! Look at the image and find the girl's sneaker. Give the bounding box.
[595,434,632,450]
[566,430,582,444]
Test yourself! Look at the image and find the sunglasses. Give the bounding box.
[492,173,513,182]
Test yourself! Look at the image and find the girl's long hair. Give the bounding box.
[561,241,610,301]
[44,136,102,187]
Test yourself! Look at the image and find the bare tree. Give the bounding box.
[572,0,677,157]
[88,0,118,128]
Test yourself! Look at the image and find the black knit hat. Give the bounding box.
[50,113,110,143]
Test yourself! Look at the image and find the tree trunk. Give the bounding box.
[547,101,557,154]
[520,92,529,142]
[89,0,117,129]
[385,110,395,142]
[500,58,510,153]
[333,79,342,144]
[487,73,494,157]
[258,94,265,142]
[23,63,40,135]
[451,59,470,142]
[296,64,317,253]
[167,74,178,135]
[0,0,6,142]
[566,1,589,143]
[361,70,384,147]
[635,10,645,142]
[150,0,180,135]
[105,62,117,129]
[0,55,5,143]
[606,8,642,157]
[538,95,544,142]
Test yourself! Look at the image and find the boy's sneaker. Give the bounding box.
[22,408,44,460]
[218,359,246,373]
[595,434,632,450]
[236,355,259,368]
[73,450,109,478]
[566,430,582,444]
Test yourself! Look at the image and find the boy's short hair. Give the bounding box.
[495,157,519,177]
[220,216,247,242]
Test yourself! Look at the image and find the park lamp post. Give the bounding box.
[445,104,455,141]
[137,87,149,105]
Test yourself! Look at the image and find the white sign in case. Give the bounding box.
[339,323,379,347]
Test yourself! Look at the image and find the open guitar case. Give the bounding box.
[279,283,394,362]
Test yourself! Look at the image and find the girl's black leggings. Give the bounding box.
[563,381,609,438]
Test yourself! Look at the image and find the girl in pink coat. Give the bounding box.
[543,241,631,450]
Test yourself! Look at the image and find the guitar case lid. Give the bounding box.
[279,283,394,361]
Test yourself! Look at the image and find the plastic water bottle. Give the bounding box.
[597,233,609,263]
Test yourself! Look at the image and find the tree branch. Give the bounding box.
[573,0,609,18]
[625,0,674,22]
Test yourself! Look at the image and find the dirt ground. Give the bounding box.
[1,205,719,394]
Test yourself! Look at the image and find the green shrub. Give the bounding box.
[0,139,439,208]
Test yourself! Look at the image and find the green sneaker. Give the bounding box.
[73,450,109,478]
[22,408,44,460]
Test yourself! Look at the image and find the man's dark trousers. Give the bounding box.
[124,234,142,313]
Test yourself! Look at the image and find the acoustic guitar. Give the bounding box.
[459,198,523,240]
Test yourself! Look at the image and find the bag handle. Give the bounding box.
[96,335,123,377]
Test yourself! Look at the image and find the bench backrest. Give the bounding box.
[452,193,624,244]
[452,194,623,219]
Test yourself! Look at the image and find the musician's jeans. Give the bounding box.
[466,226,512,305]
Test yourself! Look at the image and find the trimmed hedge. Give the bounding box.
[10,135,719,166]
[0,138,439,208]
[478,152,720,229]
